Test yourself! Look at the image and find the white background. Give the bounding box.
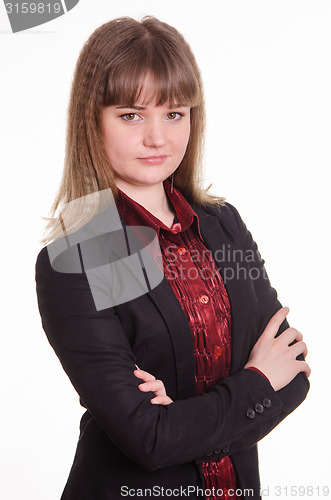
[1,1,330,499]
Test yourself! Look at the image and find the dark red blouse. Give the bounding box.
[116,179,240,500]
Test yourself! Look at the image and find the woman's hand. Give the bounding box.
[134,366,173,405]
[244,307,311,391]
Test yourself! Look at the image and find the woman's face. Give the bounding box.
[100,79,191,190]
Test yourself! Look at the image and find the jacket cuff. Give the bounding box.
[245,366,271,385]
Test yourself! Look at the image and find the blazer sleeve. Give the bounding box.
[226,202,310,402]
[196,202,310,461]
[35,212,307,471]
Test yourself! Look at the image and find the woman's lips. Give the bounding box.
[138,155,168,165]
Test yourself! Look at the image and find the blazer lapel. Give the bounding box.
[146,278,196,399]
[191,205,250,375]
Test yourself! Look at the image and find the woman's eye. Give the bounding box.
[166,112,183,120]
[121,113,140,122]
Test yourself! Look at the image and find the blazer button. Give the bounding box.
[255,403,264,413]
[263,398,272,408]
[222,446,229,453]
[246,408,256,419]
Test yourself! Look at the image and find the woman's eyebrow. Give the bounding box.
[115,104,186,110]
[115,105,146,110]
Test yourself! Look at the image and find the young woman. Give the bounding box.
[35,16,310,500]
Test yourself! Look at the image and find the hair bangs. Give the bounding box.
[104,45,201,109]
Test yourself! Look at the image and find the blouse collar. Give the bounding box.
[115,178,204,241]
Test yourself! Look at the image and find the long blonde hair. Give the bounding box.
[41,16,225,246]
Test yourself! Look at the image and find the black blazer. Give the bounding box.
[35,201,309,500]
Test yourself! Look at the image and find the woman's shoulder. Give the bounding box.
[192,199,246,233]
[200,200,237,217]
[35,245,51,275]
[35,236,84,281]
[35,244,64,291]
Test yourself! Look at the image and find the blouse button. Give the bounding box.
[199,294,209,305]
[214,346,223,356]
[177,247,187,255]
[171,222,182,233]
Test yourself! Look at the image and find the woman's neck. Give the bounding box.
[116,179,175,224]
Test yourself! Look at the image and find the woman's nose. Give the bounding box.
[143,121,167,148]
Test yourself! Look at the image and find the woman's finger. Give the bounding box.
[297,360,311,378]
[138,380,166,396]
[262,307,290,339]
[290,340,308,359]
[278,327,303,346]
[133,369,172,402]
[134,369,156,382]
[150,395,173,405]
